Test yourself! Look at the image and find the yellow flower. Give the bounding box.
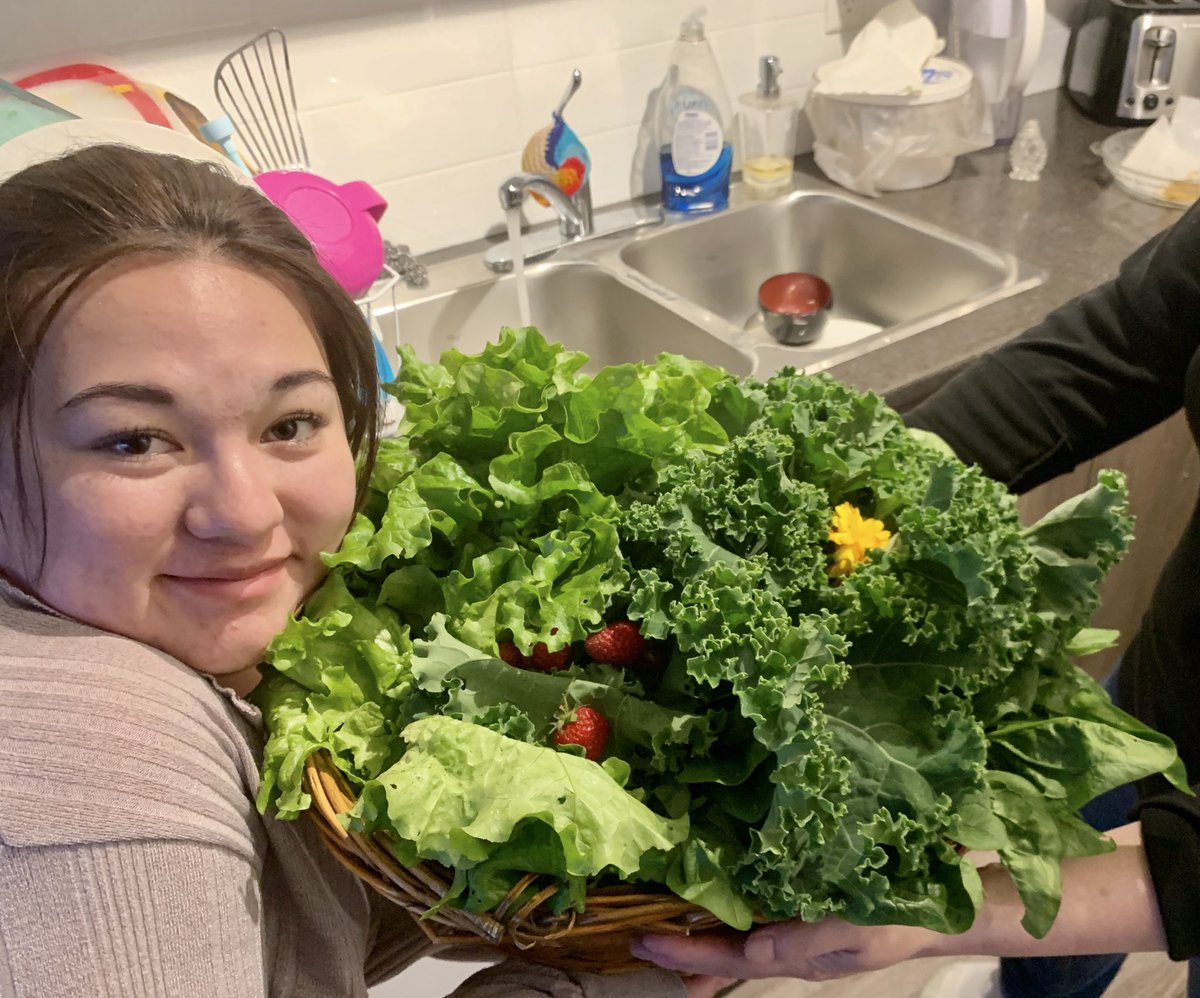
[828,502,891,578]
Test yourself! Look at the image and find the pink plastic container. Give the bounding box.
[254,170,387,299]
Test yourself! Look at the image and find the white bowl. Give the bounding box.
[1095,129,1200,209]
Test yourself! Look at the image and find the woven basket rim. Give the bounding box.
[300,748,737,969]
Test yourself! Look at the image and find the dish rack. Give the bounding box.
[356,264,406,433]
[214,28,428,292]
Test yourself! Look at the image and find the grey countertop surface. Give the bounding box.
[819,88,1184,408]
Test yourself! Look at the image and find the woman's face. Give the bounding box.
[1,257,358,694]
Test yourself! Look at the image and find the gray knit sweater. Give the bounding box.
[0,582,686,998]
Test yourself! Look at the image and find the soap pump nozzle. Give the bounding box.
[757,55,782,100]
[680,6,707,41]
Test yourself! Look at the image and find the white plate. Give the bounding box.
[0,118,256,185]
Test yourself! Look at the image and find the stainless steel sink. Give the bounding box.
[375,261,755,374]
[373,184,1042,381]
[618,190,1043,370]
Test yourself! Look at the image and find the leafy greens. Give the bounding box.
[254,327,1187,939]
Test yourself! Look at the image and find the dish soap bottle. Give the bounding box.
[658,8,734,216]
[738,56,798,197]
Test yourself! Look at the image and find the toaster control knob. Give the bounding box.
[1144,93,1160,111]
[1145,27,1176,49]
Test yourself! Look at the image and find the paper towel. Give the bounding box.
[1122,96,1200,179]
[813,0,945,98]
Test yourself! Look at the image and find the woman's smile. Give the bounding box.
[160,558,292,602]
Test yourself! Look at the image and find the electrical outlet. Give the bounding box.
[825,0,889,36]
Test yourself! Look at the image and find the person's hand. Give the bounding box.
[632,917,937,982]
[681,973,738,997]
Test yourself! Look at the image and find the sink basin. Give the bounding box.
[375,261,754,375]
[370,185,1042,385]
[619,190,1043,369]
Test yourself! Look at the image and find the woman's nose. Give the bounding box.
[182,449,285,542]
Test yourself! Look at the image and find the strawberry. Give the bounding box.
[584,620,646,668]
[554,705,610,761]
[498,641,528,668]
[529,640,573,672]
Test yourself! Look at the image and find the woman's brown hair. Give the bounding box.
[0,143,380,546]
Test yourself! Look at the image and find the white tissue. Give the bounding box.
[813,0,945,98]
[1122,96,1200,179]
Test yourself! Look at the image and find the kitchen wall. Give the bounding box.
[2,0,1087,258]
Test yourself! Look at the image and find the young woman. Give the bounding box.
[0,145,714,998]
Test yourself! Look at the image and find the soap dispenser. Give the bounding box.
[738,56,798,196]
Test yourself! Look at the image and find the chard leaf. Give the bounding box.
[352,715,688,881]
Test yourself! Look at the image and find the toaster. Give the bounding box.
[1066,0,1200,125]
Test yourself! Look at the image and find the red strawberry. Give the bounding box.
[529,640,573,672]
[498,641,528,668]
[554,705,610,761]
[584,620,646,668]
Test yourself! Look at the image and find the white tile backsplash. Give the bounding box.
[373,149,519,250]
[1,0,1086,255]
[303,72,521,180]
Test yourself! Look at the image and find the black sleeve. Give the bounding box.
[906,206,1200,493]
[1132,787,1200,961]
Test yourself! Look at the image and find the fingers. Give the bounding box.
[631,920,878,982]
[631,930,790,981]
[634,918,937,984]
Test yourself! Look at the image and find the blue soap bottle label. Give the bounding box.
[660,143,732,214]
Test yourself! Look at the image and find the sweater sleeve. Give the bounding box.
[362,890,434,986]
[0,613,280,995]
[1132,787,1200,961]
[0,839,267,998]
[906,207,1200,492]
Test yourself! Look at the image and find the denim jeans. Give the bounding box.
[999,665,1200,998]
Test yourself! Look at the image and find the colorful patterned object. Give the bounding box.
[521,113,590,203]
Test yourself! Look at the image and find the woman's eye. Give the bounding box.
[103,432,172,458]
[265,412,326,444]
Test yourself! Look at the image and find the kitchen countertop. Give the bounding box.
[821,88,1183,410]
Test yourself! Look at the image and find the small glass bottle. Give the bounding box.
[738,56,799,197]
[1008,118,1047,182]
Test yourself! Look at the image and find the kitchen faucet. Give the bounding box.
[497,173,588,238]
[484,171,657,274]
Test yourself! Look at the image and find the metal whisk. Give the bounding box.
[214,28,310,172]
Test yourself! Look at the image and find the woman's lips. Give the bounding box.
[162,560,289,601]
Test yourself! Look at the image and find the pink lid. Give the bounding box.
[255,169,387,299]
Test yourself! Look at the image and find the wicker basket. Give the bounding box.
[302,749,736,974]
